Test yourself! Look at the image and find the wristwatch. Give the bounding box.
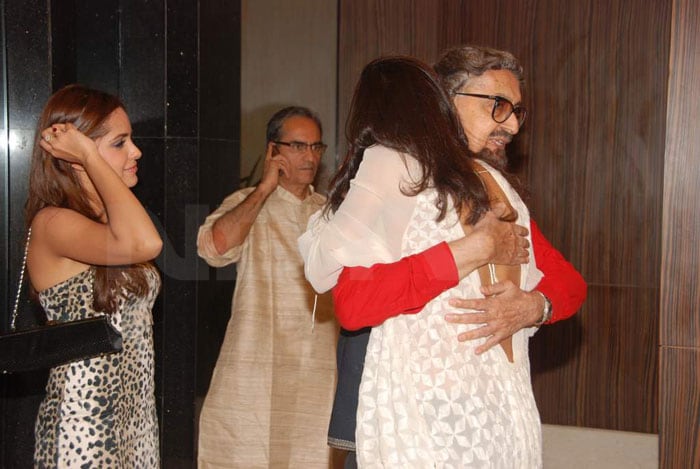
[534,292,552,327]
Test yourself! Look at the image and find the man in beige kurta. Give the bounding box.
[196,107,338,468]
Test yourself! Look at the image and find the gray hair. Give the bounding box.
[434,45,525,97]
[265,106,323,142]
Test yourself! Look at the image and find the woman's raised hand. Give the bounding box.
[39,123,98,165]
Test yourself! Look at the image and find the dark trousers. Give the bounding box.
[327,327,371,453]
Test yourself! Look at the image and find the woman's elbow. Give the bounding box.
[332,285,369,330]
[335,305,364,331]
[136,236,163,261]
[303,264,336,294]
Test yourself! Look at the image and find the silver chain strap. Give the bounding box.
[10,228,31,332]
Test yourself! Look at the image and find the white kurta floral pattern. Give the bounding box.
[356,163,543,468]
[300,145,545,467]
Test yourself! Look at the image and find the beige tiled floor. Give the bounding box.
[543,424,658,468]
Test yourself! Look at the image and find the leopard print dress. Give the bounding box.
[34,267,161,468]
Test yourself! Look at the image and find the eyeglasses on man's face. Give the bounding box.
[454,92,527,127]
[274,140,328,155]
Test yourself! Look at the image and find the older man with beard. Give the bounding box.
[300,46,586,467]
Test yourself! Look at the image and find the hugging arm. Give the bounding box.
[332,242,458,330]
[299,146,417,293]
[332,219,586,335]
[528,220,587,322]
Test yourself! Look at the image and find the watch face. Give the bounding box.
[543,297,553,321]
[535,293,552,326]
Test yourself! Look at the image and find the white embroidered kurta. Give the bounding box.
[198,185,338,468]
[299,145,543,468]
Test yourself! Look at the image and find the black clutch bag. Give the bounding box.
[0,316,123,373]
[0,229,123,374]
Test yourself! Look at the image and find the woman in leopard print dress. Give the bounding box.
[25,85,163,468]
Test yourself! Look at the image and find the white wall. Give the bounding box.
[241,0,338,192]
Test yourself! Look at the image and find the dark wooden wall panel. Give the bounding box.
[660,349,700,467]
[520,0,670,434]
[660,0,700,466]
[661,0,700,349]
[337,0,462,153]
[338,0,670,434]
[532,286,658,430]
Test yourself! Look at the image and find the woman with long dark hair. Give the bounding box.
[25,84,162,467]
[300,57,543,466]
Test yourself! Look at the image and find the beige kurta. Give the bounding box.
[197,185,338,468]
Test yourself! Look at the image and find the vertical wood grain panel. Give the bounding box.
[337,0,462,156]
[659,350,700,467]
[660,0,700,465]
[531,286,658,430]
[661,0,700,348]
[522,0,670,434]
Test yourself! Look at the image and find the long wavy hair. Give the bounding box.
[326,56,489,224]
[25,84,155,314]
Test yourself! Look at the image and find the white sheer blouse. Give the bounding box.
[298,144,423,293]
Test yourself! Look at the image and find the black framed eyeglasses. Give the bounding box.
[454,92,527,126]
[274,140,328,155]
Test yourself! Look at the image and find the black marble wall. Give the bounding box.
[0,0,241,467]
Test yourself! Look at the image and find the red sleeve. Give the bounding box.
[531,220,587,323]
[332,242,459,330]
